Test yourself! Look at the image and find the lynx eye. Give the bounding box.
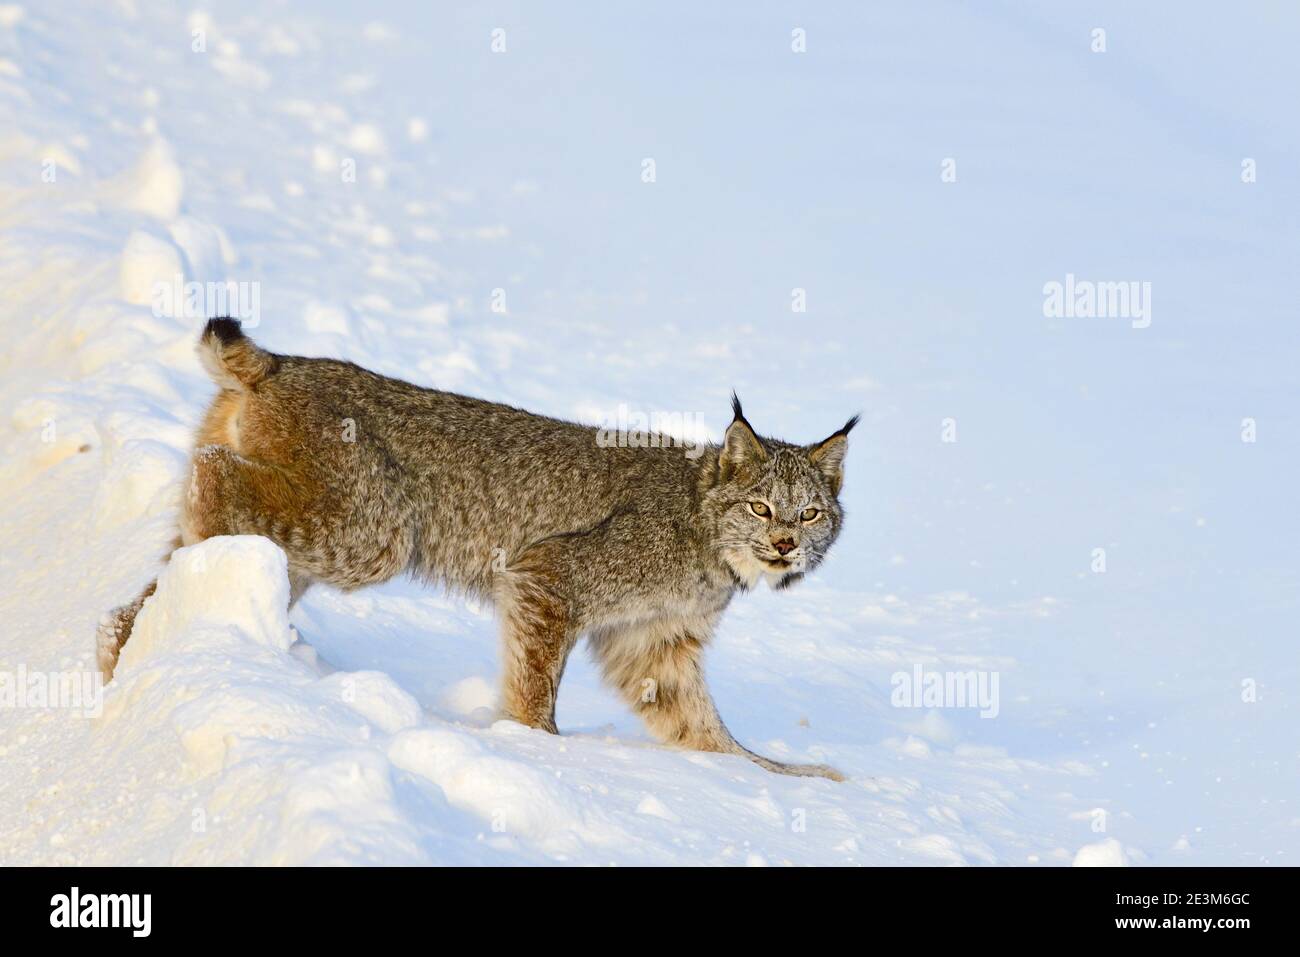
[800,507,820,522]
[748,501,772,518]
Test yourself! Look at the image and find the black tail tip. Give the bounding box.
[204,317,244,345]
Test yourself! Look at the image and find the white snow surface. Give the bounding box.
[1,2,1297,865]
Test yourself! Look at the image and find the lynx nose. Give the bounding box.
[772,538,796,556]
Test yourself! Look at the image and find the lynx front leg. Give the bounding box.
[592,621,844,781]
[496,548,577,734]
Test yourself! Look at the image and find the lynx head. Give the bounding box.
[705,394,857,590]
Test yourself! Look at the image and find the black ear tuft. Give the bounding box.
[808,414,857,495]
[719,393,767,479]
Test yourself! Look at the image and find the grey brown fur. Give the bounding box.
[98,318,856,780]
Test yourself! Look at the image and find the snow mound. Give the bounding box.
[91,439,187,530]
[318,670,425,735]
[119,230,186,307]
[388,726,632,855]
[115,535,293,676]
[102,139,184,220]
[167,216,237,283]
[1071,838,1130,868]
[82,536,631,862]
[78,536,483,863]
[437,674,498,718]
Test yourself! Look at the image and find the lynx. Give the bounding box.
[98,319,857,780]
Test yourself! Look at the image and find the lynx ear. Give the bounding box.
[719,393,767,481]
[808,414,859,495]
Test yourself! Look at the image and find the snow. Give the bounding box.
[119,230,186,307]
[1073,839,1131,868]
[1,1,1297,866]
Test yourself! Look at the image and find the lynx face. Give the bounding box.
[706,398,856,590]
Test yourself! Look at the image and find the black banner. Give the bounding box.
[0,866,1281,943]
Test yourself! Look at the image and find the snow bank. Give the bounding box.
[388,726,631,856]
[1072,839,1130,868]
[115,536,293,675]
[57,537,495,863]
[76,539,643,862]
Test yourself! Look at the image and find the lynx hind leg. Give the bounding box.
[98,532,184,680]
[182,445,297,559]
[592,621,844,782]
[184,444,410,591]
[96,580,156,680]
[495,549,577,734]
[180,444,279,547]
[100,442,325,683]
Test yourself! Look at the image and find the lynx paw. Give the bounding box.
[96,599,146,682]
[95,610,127,681]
